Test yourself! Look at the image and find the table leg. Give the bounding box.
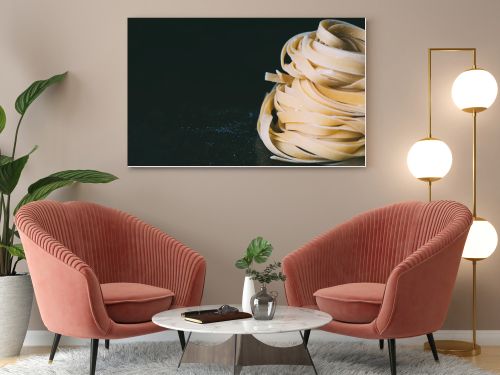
[178,332,317,373]
[300,331,318,375]
[233,335,241,375]
[177,332,192,368]
[177,330,186,350]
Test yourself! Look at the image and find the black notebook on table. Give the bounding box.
[182,309,252,324]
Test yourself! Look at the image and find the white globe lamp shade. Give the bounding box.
[452,69,498,112]
[407,138,453,181]
[462,218,498,259]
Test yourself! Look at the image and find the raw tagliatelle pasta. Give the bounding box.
[257,19,366,164]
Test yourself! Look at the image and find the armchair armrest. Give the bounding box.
[17,230,111,339]
[376,227,470,338]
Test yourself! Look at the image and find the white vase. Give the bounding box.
[241,276,255,313]
[0,274,34,358]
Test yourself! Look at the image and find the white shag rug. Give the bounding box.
[0,341,494,375]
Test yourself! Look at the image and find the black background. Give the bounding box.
[128,18,365,166]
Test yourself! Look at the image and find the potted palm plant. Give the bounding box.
[235,237,273,313]
[0,72,117,358]
[235,237,286,317]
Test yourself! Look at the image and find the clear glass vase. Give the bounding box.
[250,285,278,320]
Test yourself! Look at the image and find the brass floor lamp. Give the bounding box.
[407,48,498,357]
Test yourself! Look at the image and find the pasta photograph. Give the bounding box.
[128,18,366,167]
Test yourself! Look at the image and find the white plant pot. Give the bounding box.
[241,276,255,313]
[0,274,33,358]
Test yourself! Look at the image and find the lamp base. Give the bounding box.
[423,340,481,357]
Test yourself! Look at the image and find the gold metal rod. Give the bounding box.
[473,111,477,217]
[428,48,477,52]
[428,49,432,137]
[427,48,477,138]
[428,180,432,202]
[472,260,478,349]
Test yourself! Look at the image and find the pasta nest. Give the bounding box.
[257,19,366,164]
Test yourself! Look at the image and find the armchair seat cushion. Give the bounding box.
[101,283,174,324]
[314,283,385,324]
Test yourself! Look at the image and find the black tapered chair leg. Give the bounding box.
[426,333,439,362]
[303,329,311,347]
[177,330,186,350]
[388,339,396,375]
[379,339,384,350]
[90,339,99,375]
[105,339,110,350]
[48,333,62,363]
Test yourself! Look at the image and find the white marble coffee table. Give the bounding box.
[153,305,332,374]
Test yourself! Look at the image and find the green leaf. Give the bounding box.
[246,237,273,264]
[26,169,117,195]
[16,180,73,212]
[28,170,117,193]
[15,72,67,115]
[0,105,5,134]
[0,155,13,166]
[26,176,66,194]
[235,258,250,269]
[14,169,117,214]
[0,244,25,259]
[0,148,36,194]
[254,253,271,263]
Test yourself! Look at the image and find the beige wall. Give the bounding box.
[1,0,500,331]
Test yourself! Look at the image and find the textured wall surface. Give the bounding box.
[1,0,499,331]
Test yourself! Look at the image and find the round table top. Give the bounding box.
[152,305,332,335]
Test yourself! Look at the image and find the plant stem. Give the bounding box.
[10,223,16,241]
[11,114,24,159]
[0,194,5,275]
[2,113,25,276]
[2,194,11,273]
[11,258,21,275]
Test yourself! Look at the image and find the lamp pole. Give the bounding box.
[469,107,478,352]
[423,48,484,357]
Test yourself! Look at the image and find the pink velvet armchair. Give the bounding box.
[16,200,206,375]
[283,200,472,375]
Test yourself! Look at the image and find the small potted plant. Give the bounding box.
[235,237,273,313]
[235,237,286,319]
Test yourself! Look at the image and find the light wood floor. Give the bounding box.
[1,345,500,372]
[466,346,500,373]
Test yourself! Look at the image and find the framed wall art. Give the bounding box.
[128,18,366,167]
